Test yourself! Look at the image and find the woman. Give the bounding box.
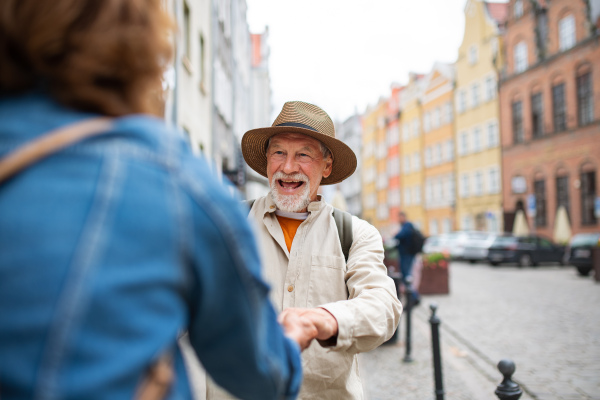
[0,1,309,399]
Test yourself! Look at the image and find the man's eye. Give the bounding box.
[299,153,310,158]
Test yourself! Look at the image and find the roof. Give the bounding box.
[484,1,508,25]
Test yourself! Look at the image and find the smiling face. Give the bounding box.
[266,133,333,212]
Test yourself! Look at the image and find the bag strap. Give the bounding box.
[332,207,353,263]
[0,117,113,183]
[243,199,353,262]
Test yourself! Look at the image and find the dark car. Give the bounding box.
[487,234,566,267]
[567,233,600,276]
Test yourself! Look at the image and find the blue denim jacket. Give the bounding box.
[0,92,302,400]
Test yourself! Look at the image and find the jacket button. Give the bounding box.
[287,285,294,292]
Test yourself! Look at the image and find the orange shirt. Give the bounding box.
[276,215,304,252]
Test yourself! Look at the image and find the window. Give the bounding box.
[459,132,469,155]
[433,107,441,129]
[183,2,191,60]
[552,83,566,132]
[429,220,439,235]
[514,41,528,73]
[445,102,454,123]
[471,83,480,108]
[512,100,524,143]
[489,167,500,194]
[514,0,523,18]
[404,187,412,206]
[474,171,483,196]
[435,143,442,165]
[446,140,455,162]
[426,180,433,205]
[534,179,547,227]
[487,121,499,148]
[460,173,470,198]
[199,34,206,89]
[559,14,576,51]
[414,186,421,204]
[413,153,421,171]
[457,90,467,113]
[412,119,420,138]
[531,92,544,138]
[469,45,478,65]
[581,170,597,225]
[472,127,482,152]
[485,76,496,101]
[461,215,473,230]
[424,112,431,133]
[425,147,432,167]
[577,72,594,126]
[402,124,410,142]
[442,218,452,234]
[556,175,570,220]
[403,156,410,175]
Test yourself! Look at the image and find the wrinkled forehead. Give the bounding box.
[267,132,323,150]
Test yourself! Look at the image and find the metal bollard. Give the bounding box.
[429,303,444,400]
[495,359,523,400]
[402,276,413,362]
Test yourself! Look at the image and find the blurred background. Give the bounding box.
[162,1,600,398]
[163,0,600,246]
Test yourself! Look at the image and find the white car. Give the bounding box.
[422,234,453,255]
[446,231,493,260]
[462,232,498,263]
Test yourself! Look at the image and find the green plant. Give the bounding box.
[422,252,450,269]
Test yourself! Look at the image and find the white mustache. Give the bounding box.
[273,171,309,184]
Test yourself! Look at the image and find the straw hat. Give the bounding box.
[241,101,357,185]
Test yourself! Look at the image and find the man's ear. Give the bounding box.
[322,156,333,179]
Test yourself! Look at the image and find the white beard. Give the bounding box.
[269,171,311,212]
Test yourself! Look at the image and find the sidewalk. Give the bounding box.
[359,301,535,400]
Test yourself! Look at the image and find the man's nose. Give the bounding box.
[281,154,299,174]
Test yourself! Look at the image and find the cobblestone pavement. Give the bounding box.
[360,261,600,400]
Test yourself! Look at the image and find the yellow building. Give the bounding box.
[421,63,456,235]
[361,99,385,225]
[454,0,507,232]
[399,73,426,231]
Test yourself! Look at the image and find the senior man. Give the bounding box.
[218,101,401,399]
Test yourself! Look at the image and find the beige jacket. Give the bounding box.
[205,195,402,399]
[252,195,402,399]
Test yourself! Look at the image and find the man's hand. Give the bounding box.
[278,309,318,351]
[279,307,339,345]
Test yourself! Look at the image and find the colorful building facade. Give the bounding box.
[454,0,507,232]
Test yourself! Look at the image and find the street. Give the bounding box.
[360,261,600,400]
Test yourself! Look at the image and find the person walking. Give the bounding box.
[394,211,421,304]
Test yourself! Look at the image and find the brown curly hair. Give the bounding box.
[0,0,174,116]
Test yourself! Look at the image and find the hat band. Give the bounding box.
[275,122,318,132]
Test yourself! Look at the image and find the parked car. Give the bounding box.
[487,234,566,267]
[567,233,600,276]
[422,234,452,255]
[462,232,498,263]
[446,231,491,260]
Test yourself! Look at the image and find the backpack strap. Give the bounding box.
[244,200,353,262]
[332,207,353,263]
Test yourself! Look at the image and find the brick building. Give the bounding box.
[499,0,600,240]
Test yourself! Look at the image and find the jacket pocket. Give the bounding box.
[307,255,348,307]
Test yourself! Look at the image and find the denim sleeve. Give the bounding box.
[179,171,302,400]
[395,223,413,242]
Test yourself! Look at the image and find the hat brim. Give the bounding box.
[241,126,357,186]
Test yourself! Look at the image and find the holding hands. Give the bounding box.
[278,307,339,351]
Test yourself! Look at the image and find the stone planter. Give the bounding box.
[418,261,449,295]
